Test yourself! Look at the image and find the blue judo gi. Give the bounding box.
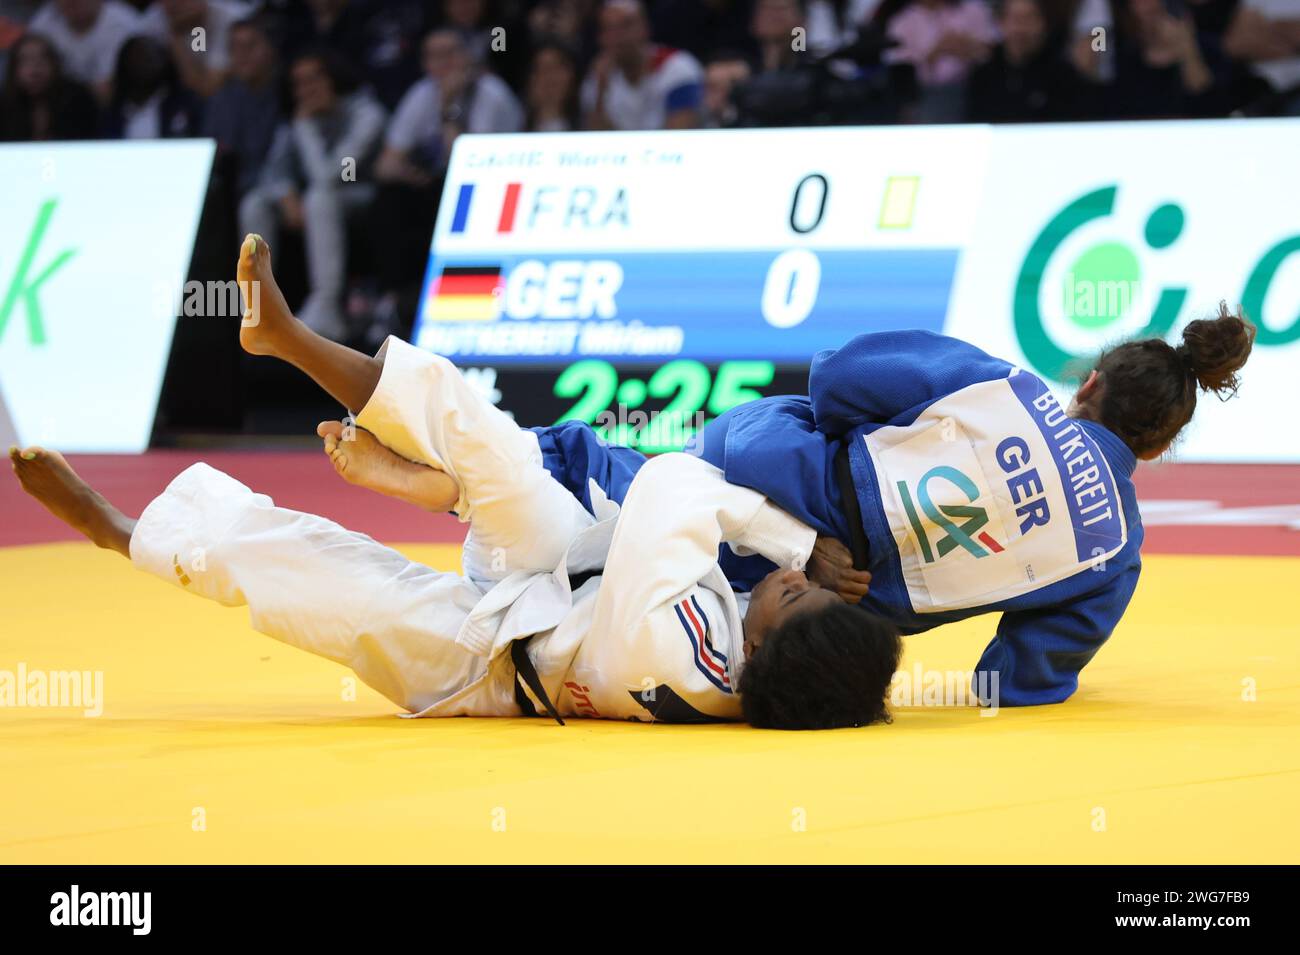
[535,331,1145,706]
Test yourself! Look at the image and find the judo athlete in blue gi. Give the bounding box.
[538,308,1255,708]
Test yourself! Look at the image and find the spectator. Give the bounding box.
[1072,0,1241,85]
[103,32,202,137]
[752,0,805,73]
[378,27,522,182]
[27,0,143,96]
[528,0,597,60]
[582,0,704,129]
[240,50,386,339]
[285,0,363,50]
[202,14,282,198]
[1224,0,1300,114]
[0,30,100,139]
[1107,0,1225,118]
[1069,0,1116,83]
[353,0,427,110]
[439,0,492,64]
[139,0,251,97]
[282,0,369,67]
[282,0,427,111]
[702,49,751,126]
[365,28,522,343]
[526,37,580,131]
[439,0,532,91]
[805,0,884,55]
[0,6,37,88]
[967,0,1089,121]
[883,0,999,122]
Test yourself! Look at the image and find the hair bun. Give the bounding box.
[1177,303,1256,397]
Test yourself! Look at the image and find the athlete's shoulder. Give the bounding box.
[591,586,741,723]
[666,590,735,698]
[665,586,742,687]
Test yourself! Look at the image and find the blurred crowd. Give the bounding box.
[3,0,1298,344]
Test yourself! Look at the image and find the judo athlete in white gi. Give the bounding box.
[9,236,901,729]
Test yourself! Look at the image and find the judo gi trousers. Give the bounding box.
[127,337,595,714]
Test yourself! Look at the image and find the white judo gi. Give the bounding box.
[128,338,816,722]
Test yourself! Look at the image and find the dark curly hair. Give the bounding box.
[1090,303,1256,458]
[739,602,901,730]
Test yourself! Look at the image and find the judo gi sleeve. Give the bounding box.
[590,453,816,649]
[973,561,1141,706]
[808,330,1014,435]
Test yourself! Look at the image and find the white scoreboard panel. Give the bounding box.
[415,126,990,364]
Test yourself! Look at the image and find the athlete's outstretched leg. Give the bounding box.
[9,447,136,556]
[237,233,381,414]
[12,450,488,714]
[236,233,594,584]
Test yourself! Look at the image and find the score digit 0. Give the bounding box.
[762,249,821,329]
[790,173,828,234]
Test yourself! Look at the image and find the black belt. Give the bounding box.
[510,568,601,725]
[511,637,564,725]
[834,443,871,572]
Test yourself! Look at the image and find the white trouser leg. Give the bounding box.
[296,184,348,339]
[129,463,487,714]
[355,337,595,585]
[302,184,346,300]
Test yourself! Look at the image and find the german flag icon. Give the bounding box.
[427,265,504,322]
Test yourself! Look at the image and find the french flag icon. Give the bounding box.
[449,182,522,235]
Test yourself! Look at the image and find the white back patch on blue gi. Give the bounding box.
[865,374,1127,613]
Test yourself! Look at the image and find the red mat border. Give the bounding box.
[3,452,1298,556]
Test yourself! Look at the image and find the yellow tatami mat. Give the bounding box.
[1,542,1296,863]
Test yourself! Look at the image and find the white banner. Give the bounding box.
[947,119,1300,463]
[0,140,214,452]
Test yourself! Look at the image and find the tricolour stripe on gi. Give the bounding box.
[674,594,731,693]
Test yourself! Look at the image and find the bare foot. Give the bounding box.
[9,446,135,555]
[316,422,460,512]
[236,233,300,357]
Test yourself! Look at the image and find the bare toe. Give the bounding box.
[317,420,346,440]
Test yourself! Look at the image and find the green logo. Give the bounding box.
[1013,186,1300,381]
[0,199,77,347]
[897,466,1005,563]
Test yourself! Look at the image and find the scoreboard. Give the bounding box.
[412,122,1300,462]
[411,126,986,444]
